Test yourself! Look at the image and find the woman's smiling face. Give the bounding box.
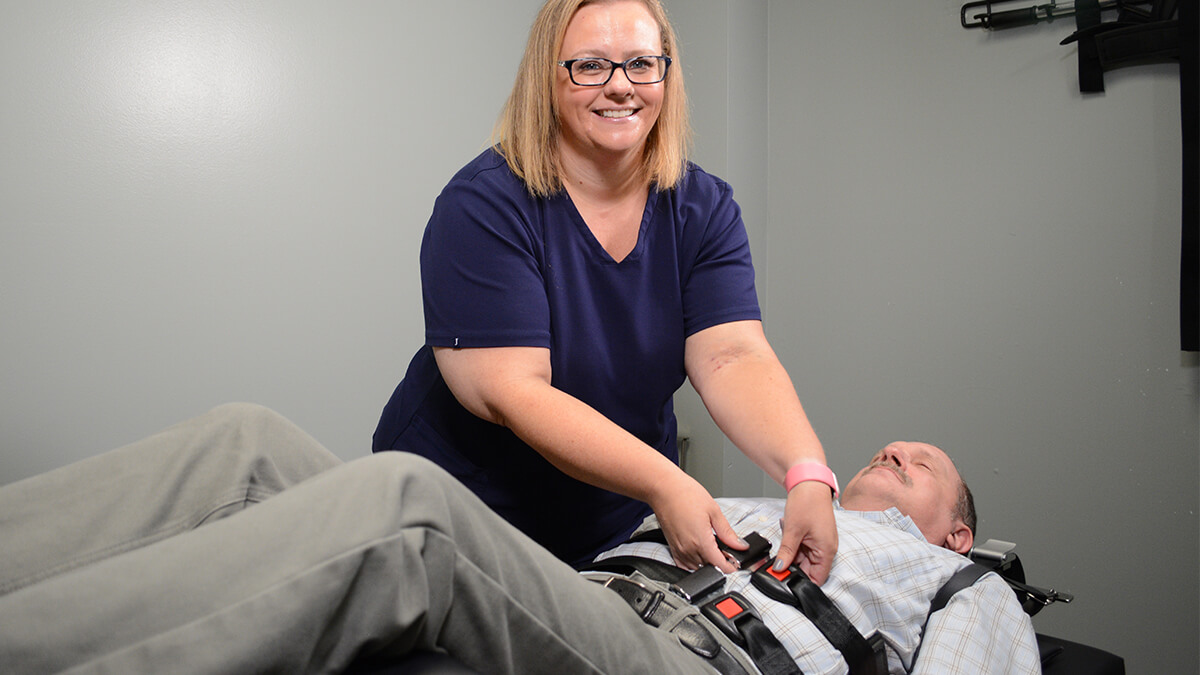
[554,1,665,165]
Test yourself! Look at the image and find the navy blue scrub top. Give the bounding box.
[374,149,761,566]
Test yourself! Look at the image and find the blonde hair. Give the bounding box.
[492,0,691,197]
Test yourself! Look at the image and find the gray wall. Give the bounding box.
[1,1,543,474]
[1,1,1196,672]
[677,2,1199,673]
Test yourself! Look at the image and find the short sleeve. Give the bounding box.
[419,169,551,349]
[676,171,761,336]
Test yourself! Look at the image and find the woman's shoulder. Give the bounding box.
[445,148,526,192]
[657,162,740,230]
[671,161,734,202]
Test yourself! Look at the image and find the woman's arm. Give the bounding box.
[684,320,838,584]
[433,344,745,572]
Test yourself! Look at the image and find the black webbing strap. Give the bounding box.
[751,560,888,675]
[1181,0,1198,350]
[928,563,992,616]
[701,593,803,675]
[1074,0,1106,92]
[1062,0,1182,93]
[1058,0,1195,348]
[623,528,773,571]
[1094,21,1180,66]
[911,563,993,666]
[581,532,801,675]
[597,574,756,675]
[737,615,801,675]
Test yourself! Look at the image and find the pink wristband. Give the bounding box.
[784,462,839,497]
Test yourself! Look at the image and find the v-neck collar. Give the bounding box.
[562,189,659,265]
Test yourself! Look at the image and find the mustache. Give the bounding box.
[867,461,912,486]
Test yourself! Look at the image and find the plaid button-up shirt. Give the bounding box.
[599,498,1041,674]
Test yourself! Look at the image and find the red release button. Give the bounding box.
[768,565,791,582]
[716,596,744,619]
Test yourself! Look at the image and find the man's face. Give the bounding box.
[839,442,967,551]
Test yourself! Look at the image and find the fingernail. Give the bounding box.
[772,559,786,572]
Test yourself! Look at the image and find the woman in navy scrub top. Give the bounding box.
[375,0,839,582]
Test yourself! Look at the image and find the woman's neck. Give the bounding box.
[557,144,648,203]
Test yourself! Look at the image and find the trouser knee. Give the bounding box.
[200,402,342,481]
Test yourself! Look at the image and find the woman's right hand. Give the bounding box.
[649,471,746,573]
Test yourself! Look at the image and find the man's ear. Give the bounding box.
[942,522,974,555]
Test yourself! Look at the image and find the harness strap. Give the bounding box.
[580,532,800,675]
[909,563,993,667]
[930,563,992,616]
[606,529,887,673]
[624,528,773,571]
[751,560,888,675]
[584,568,799,675]
[592,573,756,675]
[702,593,802,675]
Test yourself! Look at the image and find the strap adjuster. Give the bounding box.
[601,576,666,623]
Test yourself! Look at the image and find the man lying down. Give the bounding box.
[0,403,1040,674]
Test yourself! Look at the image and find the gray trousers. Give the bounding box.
[0,403,711,674]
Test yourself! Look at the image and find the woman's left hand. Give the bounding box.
[772,480,838,584]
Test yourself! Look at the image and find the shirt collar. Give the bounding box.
[834,502,927,541]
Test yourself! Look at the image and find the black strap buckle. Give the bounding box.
[672,564,726,603]
[751,558,888,675]
[749,561,800,606]
[718,531,772,570]
[700,592,760,647]
[703,592,803,675]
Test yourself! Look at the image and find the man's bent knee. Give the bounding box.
[205,402,293,430]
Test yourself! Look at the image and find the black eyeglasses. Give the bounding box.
[557,55,672,87]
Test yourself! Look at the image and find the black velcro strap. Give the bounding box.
[1095,21,1180,67]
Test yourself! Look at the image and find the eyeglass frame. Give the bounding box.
[556,55,672,87]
